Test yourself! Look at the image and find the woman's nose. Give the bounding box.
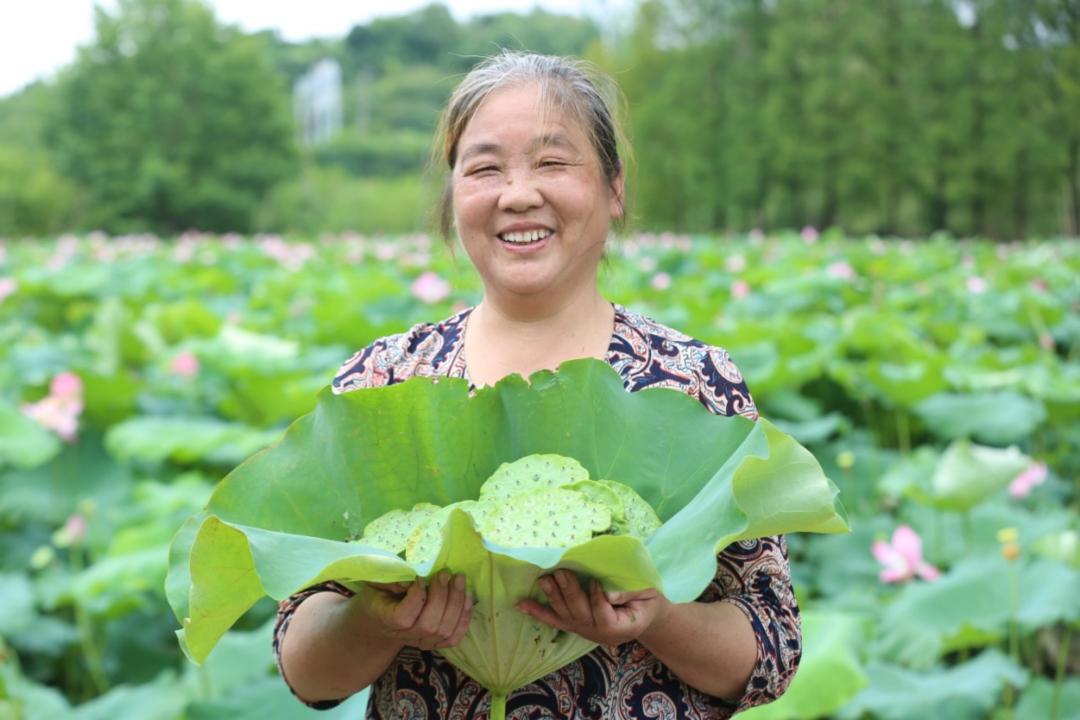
[497,168,543,212]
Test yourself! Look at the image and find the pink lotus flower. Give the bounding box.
[170,351,200,379]
[872,525,941,583]
[966,276,987,294]
[53,513,88,547]
[650,272,672,291]
[50,372,83,399]
[801,226,819,244]
[1009,462,1047,499]
[637,256,658,273]
[0,276,17,303]
[731,279,751,300]
[411,271,451,304]
[22,372,84,442]
[725,254,747,272]
[826,260,856,280]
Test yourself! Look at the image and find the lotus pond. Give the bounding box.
[0,230,1077,719]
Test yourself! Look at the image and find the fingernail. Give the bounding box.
[556,572,569,588]
[454,574,465,591]
[439,571,449,586]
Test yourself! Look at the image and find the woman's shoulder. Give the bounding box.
[331,307,472,393]
[612,304,757,419]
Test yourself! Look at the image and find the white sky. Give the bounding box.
[0,0,626,98]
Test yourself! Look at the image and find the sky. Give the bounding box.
[0,0,624,98]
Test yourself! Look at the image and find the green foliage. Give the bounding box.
[256,165,432,234]
[605,0,1080,237]
[0,232,1076,716]
[0,146,80,237]
[46,0,297,234]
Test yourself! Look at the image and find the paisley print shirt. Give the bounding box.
[273,304,801,719]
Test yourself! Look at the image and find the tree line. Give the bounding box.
[0,0,1076,239]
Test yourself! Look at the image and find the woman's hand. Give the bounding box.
[356,571,474,651]
[515,569,672,647]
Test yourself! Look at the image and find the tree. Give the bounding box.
[48,0,297,233]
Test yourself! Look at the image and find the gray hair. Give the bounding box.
[432,51,629,243]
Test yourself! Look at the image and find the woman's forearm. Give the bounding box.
[278,591,402,703]
[638,600,757,701]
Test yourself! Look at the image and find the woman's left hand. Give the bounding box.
[516,569,672,647]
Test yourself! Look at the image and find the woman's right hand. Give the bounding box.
[355,571,474,651]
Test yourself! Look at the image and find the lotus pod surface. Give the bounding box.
[561,479,626,524]
[479,454,589,501]
[404,501,484,564]
[360,502,441,554]
[480,487,610,547]
[598,480,662,539]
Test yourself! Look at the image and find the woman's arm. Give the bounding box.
[276,574,474,705]
[636,599,756,700]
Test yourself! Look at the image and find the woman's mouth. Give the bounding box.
[498,229,553,246]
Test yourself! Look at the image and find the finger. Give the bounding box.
[605,588,660,605]
[539,575,571,619]
[438,574,468,634]
[389,579,427,630]
[516,597,569,631]
[413,571,451,635]
[554,570,593,624]
[440,594,475,648]
[589,579,619,628]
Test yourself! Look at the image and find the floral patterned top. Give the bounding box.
[273,304,801,719]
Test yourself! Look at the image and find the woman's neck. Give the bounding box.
[464,287,615,387]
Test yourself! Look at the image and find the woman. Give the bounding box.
[274,52,800,719]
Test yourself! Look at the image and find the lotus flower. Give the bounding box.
[22,372,84,442]
[966,276,987,294]
[170,351,200,379]
[872,525,940,583]
[826,260,856,280]
[1009,462,1047,499]
[650,272,672,291]
[801,226,819,243]
[731,279,751,299]
[411,271,452,304]
[0,277,18,302]
[167,360,848,719]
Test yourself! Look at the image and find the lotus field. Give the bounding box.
[0,230,1077,719]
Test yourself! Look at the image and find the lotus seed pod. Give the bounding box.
[562,480,626,524]
[480,487,611,548]
[597,480,661,539]
[405,501,484,564]
[480,455,589,501]
[359,502,441,554]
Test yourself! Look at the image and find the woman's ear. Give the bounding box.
[609,171,626,220]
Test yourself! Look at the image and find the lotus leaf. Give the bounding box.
[166,359,849,719]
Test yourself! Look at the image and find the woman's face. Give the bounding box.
[451,83,623,306]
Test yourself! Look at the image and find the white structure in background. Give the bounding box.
[294,59,343,146]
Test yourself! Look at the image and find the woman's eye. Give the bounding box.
[539,160,567,168]
[465,165,498,176]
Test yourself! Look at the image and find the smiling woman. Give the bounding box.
[273,51,800,719]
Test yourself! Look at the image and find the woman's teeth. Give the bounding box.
[499,229,552,244]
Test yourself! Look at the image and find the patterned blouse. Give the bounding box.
[273,304,801,719]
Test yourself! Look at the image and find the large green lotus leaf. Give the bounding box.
[168,359,848,713]
[837,649,1028,720]
[0,402,60,469]
[915,391,1046,445]
[929,439,1032,511]
[876,555,1080,668]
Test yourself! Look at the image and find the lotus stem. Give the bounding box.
[491,692,508,720]
[70,548,109,696]
[1051,625,1073,720]
[895,411,910,454]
